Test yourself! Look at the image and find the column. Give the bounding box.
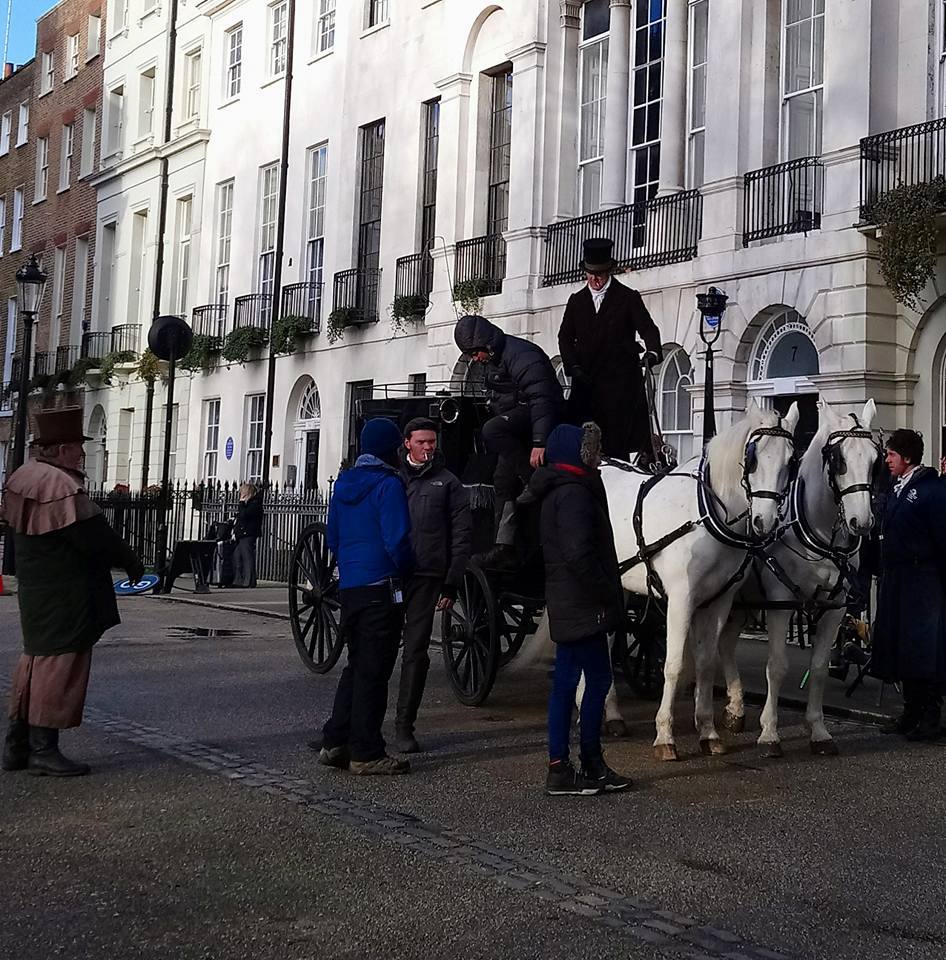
[657,0,687,196]
[600,0,631,208]
[554,1,582,220]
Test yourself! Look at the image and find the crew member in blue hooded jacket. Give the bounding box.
[318,418,415,775]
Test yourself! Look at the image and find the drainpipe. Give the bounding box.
[141,0,181,488]
[261,0,296,487]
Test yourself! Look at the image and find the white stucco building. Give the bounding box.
[86,0,946,489]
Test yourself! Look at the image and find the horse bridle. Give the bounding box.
[742,425,797,504]
[821,416,881,504]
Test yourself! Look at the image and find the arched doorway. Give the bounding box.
[85,404,107,487]
[291,379,321,490]
[748,309,820,448]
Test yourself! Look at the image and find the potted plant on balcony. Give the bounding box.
[29,372,54,393]
[98,350,138,386]
[271,313,313,355]
[390,295,428,335]
[326,307,358,345]
[180,334,223,371]
[62,357,98,389]
[452,278,491,316]
[222,325,269,364]
[873,175,946,311]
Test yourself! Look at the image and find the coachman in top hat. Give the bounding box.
[558,238,663,460]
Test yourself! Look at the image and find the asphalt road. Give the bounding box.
[0,595,943,960]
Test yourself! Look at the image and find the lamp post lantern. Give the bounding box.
[11,255,48,472]
[695,286,728,445]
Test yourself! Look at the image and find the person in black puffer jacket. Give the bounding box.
[530,421,631,796]
[233,484,263,587]
[454,314,563,568]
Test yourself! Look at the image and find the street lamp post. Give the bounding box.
[695,286,728,446]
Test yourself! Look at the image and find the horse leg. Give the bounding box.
[758,610,790,758]
[718,613,746,734]
[691,601,730,756]
[577,639,627,737]
[807,612,843,756]
[653,591,691,761]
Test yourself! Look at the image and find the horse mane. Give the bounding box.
[704,406,772,502]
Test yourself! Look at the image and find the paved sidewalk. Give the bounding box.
[152,585,899,721]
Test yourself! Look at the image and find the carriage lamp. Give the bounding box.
[11,255,48,469]
[696,287,729,444]
[16,254,48,316]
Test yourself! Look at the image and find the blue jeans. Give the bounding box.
[548,633,613,764]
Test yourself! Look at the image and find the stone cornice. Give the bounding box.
[434,72,473,92]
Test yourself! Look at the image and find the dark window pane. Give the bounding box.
[583,0,611,40]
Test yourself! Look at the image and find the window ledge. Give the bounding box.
[360,21,390,39]
[64,72,77,84]
[261,73,286,90]
[133,134,156,152]
[174,118,199,137]
[56,184,70,194]
[15,140,28,149]
[32,196,47,206]
[138,5,162,27]
[218,95,241,110]
[308,46,334,65]
[0,149,8,158]
[85,51,99,64]
[10,245,22,253]
[38,88,52,99]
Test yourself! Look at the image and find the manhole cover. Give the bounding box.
[167,627,250,638]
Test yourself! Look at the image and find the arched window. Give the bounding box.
[451,356,488,396]
[750,309,819,383]
[288,377,321,489]
[299,381,321,421]
[659,346,694,463]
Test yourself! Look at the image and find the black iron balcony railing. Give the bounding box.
[743,157,824,245]
[110,323,141,355]
[542,189,702,287]
[192,303,228,341]
[81,331,111,361]
[33,352,52,377]
[332,268,382,324]
[454,234,506,297]
[233,294,273,330]
[395,252,433,300]
[281,282,323,332]
[9,355,24,386]
[860,116,946,222]
[55,345,79,374]
[0,379,13,409]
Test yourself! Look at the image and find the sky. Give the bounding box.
[3,0,58,68]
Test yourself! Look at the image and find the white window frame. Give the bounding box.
[107,84,124,157]
[176,196,193,315]
[938,0,946,117]
[71,236,90,339]
[0,111,9,155]
[203,399,221,482]
[59,124,74,191]
[269,2,289,77]
[35,138,49,202]
[258,163,279,319]
[215,180,234,306]
[184,49,202,120]
[629,0,667,205]
[0,196,5,256]
[111,0,129,37]
[305,144,328,320]
[16,102,28,146]
[80,107,97,176]
[50,245,67,350]
[780,0,825,161]
[86,15,101,60]
[138,68,156,139]
[11,188,24,251]
[225,24,243,99]
[659,346,695,464]
[40,51,54,95]
[244,394,266,483]
[578,10,609,215]
[365,0,389,30]
[67,34,80,79]
[316,0,336,54]
[686,0,708,189]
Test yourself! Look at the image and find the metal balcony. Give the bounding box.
[281,282,323,333]
[192,303,228,341]
[542,190,702,286]
[81,331,111,361]
[860,117,946,222]
[454,235,505,297]
[55,345,79,373]
[32,352,52,377]
[110,323,141,355]
[233,294,273,330]
[332,268,381,324]
[394,252,433,312]
[743,157,824,245]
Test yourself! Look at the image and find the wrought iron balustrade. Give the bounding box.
[192,303,228,341]
[332,268,382,324]
[454,235,505,297]
[110,323,141,355]
[81,331,111,361]
[743,157,824,245]
[394,252,433,308]
[860,116,946,221]
[32,352,52,377]
[55,345,79,373]
[281,282,323,332]
[542,190,702,286]
[233,294,273,330]
[9,356,23,387]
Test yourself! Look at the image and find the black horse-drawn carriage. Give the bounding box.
[287,383,666,706]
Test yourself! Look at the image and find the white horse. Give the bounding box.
[601,401,799,760]
[717,400,879,757]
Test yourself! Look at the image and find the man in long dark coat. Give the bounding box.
[1,407,143,776]
[873,429,946,741]
[558,238,663,460]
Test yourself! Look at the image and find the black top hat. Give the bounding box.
[580,237,617,273]
[32,407,91,445]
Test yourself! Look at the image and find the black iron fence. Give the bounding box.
[282,281,323,333]
[333,268,381,324]
[542,189,702,286]
[110,323,141,355]
[233,294,273,330]
[743,156,823,245]
[860,116,946,221]
[81,331,111,360]
[455,234,506,296]
[395,252,433,307]
[192,303,228,340]
[89,482,332,583]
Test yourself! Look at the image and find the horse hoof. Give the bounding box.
[604,719,628,739]
[723,711,746,734]
[759,742,783,760]
[699,738,728,756]
[810,739,839,757]
[654,743,679,762]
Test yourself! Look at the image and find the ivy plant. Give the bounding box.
[452,277,492,316]
[98,350,138,385]
[872,176,946,312]
[222,325,268,364]
[29,372,54,393]
[390,294,428,335]
[326,307,358,345]
[271,313,312,355]
[180,334,223,371]
[64,357,98,389]
[136,348,166,384]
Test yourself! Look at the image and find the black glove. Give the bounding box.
[126,558,145,585]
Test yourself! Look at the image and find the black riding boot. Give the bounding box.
[27,726,90,777]
[906,689,943,742]
[881,680,925,735]
[395,661,430,754]
[2,719,30,771]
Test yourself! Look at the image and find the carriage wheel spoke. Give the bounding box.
[302,607,318,657]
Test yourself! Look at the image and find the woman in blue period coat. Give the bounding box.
[872,429,946,741]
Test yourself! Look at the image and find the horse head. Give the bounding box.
[743,400,800,537]
[817,399,878,536]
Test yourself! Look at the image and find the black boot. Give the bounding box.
[879,705,922,736]
[27,727,90,777]
[906,701,943,742]
[2,719,30,771]
[395,659,429,754]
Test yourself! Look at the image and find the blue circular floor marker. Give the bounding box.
[114,574,160,595]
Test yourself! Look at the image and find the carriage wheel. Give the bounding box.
[289,522,344,675]
[615,610,666,701]
[441,563,500,706]
[495,596,536,666]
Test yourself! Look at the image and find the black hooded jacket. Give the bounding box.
[455,315,563,446]
[530,464,625,644]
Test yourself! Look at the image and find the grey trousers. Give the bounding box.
[233,537,258,588]
[395,576,443,732]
